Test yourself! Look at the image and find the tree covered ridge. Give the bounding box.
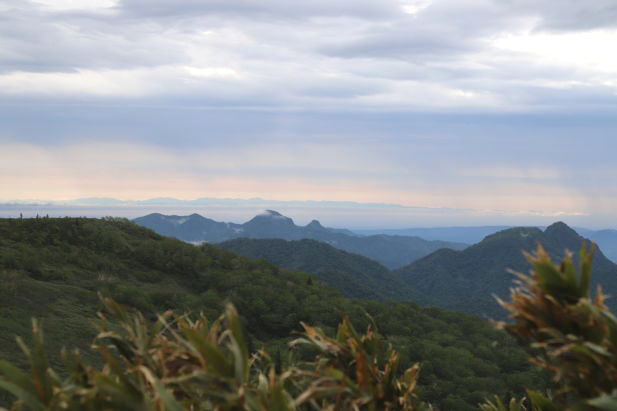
[217,238,423,302]
[395,222,617,319]
[0,217,544,409]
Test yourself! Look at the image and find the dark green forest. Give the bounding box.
[218,238,423,302]
[396,222,617,318]
[0,217,547,409]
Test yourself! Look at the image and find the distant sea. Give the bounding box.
[0,199,607,230]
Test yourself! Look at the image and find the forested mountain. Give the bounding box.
[0,217,543,410]
[396,222,617,318]
[218,238,422,302]
[134,210,468,269]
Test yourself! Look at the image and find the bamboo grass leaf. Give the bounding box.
[0,379,46,411]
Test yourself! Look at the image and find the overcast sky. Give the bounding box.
[1,0,616,227]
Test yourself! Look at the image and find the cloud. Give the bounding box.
[1,0,616,114]
[1,0,617,225]
[0,133,610,217]
[501,0,617,31]
[114,0,400,21]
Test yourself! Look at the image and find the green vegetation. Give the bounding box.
[6,238,617,409]
[0,217,544,409]
[395,222,617,318]
[0,296,428,410]
[218,238,422,301]
[480,245,617,410]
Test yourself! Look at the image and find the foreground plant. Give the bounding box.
[292,317,427,410]
[482,244,617,410]
[0,295,426,410]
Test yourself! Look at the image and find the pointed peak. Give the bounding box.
[306,219,325,229]
[546,221,569,230]
[545,221,578,237]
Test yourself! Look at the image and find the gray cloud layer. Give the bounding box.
[1,0,616,225]
[2,0,616,110]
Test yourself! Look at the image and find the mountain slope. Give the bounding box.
[217,238,423,302]
[130,212,236,243]
[0,217,543,409]
[134,210,468,268]
[396,222,617,318]
[589,229,617,263]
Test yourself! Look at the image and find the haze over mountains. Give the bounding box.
[587,230,617,264]
[355,226,512,245]
[134,210,468,269]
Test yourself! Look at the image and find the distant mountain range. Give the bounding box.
[218,238,423,302]
[354,226,512,245]
[355,226,617,263]
[133,211,468,269]
[395,222,617,318]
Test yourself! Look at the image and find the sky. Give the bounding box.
[1,0,617,228]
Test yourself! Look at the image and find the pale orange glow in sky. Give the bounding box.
[1,141,592,218]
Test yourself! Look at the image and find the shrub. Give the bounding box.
[0,295,428,410]
[482,245,617,410]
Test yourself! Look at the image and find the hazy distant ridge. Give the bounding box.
[356,226,617,263]
[133,210,468,269]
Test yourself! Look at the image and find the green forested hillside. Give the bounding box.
[396,222,617,318]
[0,217,544,410]
[218,238,423,302]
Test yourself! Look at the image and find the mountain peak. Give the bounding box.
[545,221,579,238]
[247,210,294,226]
[259,210,284,218]
[481,226,542,243]
[306,219,325,229]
